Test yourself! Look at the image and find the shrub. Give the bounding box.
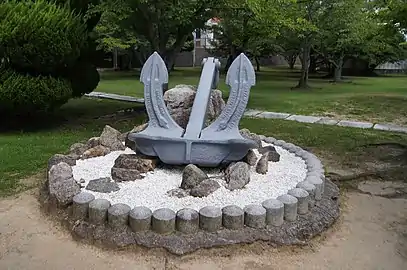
[0,70,72,116]
[0,0,87,74]
[70,61,100,97]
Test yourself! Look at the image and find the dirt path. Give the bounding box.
[0,190,406,270]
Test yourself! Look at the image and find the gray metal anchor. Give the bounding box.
[128,52,257,167]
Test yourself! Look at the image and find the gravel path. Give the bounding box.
[1,189,406,270]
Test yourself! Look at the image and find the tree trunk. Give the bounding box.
[332,53,344,82]
[288,59,295,70]
[255,57,261,72]
[296,42,311,89]
[309,54,317,74]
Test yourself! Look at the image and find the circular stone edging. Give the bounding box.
[41,132,339,255]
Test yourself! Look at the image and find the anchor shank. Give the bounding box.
[183,57,219,139]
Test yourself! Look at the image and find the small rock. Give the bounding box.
[225,162,250,191]
[224,162,236,176]
[69,143,88,156]
[240,129,262,148]
[81,145,111,159]
[114,154,156,173]
[48,162,81,206]
[87,137,101,148]
[48,154,77,170]
[256,154,268,174]
[80,179,85,183]
[267,151,280,162]
[100,125,125,151]
[130,123,149,133]
[244,149,257,166]
[167,188,190,198]
[85,177,120,193]
[125,123,148,149]
[190,179,221,197]
[259,145,276,154]
[111,167,143,182]
[181,164,209,189]
[118,132,128,143]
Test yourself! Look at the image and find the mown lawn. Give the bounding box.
[97,68,407,125]
[1,95,406,196]
[0,98,145,197]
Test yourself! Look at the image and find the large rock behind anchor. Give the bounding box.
[164,85,225,128]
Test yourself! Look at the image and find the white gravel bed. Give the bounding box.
[72,142,307,211]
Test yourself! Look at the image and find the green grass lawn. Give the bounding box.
[0,98,145,196]
[1,94,406,196]
[97,68,407,125]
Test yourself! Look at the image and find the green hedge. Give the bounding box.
[0,0,87,74]
[0,70,72,115]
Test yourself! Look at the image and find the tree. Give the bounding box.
[91,0,223,70]
[208,2,279,72]
[315,0,369,82]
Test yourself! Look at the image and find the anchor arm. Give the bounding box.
[138,52,184,137]
[200,53,255,140]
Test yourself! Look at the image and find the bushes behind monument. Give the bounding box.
[0,0,100,116]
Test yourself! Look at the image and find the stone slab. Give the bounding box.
[286,115,322,124]
[257,112,291,119]
[373,123,407,134]
[337,120,373,129]
[244,110,263,117]
[85,92,144,103]
[316,117,339,125]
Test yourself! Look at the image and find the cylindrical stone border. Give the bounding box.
[72,192,95,220]
[244,204,266,228]
[262,199,284,226]
[43,130,336,255]
[176,208,199,234]
[129,206,152,232]
[89,198,111,225]
[108,203,131,229]
[277,194,298,222]
[199,206,222,232]
[152,208,176,234]
[222,205,244,230]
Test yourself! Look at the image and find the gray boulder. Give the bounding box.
[114,154,156,173]
[111,167,143,182]
[167,188,190,198]
[86,137,101,148]
[190,179,221,197]
[85,177,120,193]
[69,143,88,156]
[181,164,209,189]
[125,123,148,149]
[255,154,268,174]
[244,149,258,166]
[259,145,276,154]
[225,162,251,191]
[163,85,225,129]
[259,146,280,162]
[48,154,77,170]
[81,145,111,159]
[100,125,125,151]
[48,162,80,206]
[240,129,262,148]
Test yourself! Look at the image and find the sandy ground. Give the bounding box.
[0,190,406,270]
